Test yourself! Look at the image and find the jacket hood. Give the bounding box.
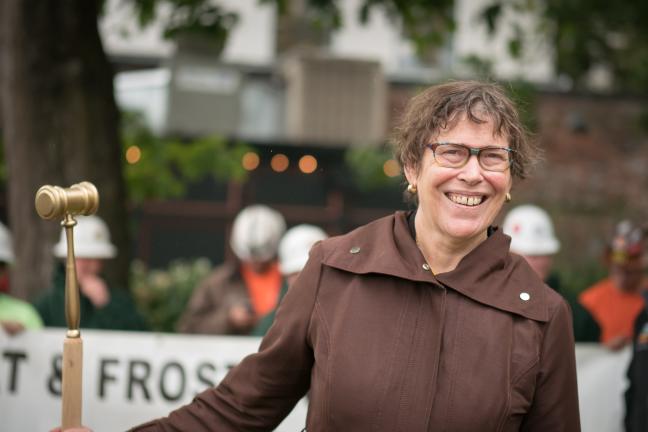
[320,211,549,322]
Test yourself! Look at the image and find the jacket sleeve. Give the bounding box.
[521,297,581,432]
[130,245,323,431]
[176,269,233,334]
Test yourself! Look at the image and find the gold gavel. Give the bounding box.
[36,181,99,336]
[35,181,99,430]
[35,181,99,221]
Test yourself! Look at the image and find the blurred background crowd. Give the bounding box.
[0,0,647,429]
[1,206,645,347]
[0,0,645,334]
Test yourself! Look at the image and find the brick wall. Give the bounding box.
[511,91,648,281]
[388,85,648,289]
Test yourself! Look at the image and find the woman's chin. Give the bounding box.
[443,221,488,241]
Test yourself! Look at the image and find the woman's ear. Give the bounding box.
[404,165,417,186]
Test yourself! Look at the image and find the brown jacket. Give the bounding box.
[134,212,580,431]
[176,263,251,334]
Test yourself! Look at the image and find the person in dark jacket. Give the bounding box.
[579,220,647,350]
[176,205,286,335]
[34,215,147,331]
[56,81,582,432]
[625,291,648,431]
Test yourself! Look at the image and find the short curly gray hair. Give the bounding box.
[393,80,539,182]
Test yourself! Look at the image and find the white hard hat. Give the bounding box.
[53,215,117,259]
[230,205,286,262]
[0,221,14,264]
[279,224,328,275]
[503,205,560,255]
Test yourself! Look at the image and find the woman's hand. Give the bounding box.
[78,274,110,308]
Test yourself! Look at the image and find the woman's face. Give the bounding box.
[405,115,513,243]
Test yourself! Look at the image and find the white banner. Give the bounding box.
[575,344,632,432]
[0,330,632,432]
[0,329,307,432]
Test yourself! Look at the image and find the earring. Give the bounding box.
[505,192,512,202]
[407,183,417,194]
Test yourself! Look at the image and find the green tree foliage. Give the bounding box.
[131,257,212,332]
[363,0,456,52]
[132,0,238,44]
[345,146,401,190]
[481,0,648,91]
[131,0,455,56]
[555,260,608,297]
[131,0,648,92]
[122,112,250,204]
[504,80,538,133]
[300,0,455,54]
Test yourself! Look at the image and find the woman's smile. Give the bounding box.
[446,192,486,207]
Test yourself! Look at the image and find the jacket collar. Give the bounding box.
[321,211,549,322]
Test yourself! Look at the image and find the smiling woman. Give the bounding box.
[396,81,539,274]
[125,81,580,432]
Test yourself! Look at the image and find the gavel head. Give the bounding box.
[35,182,99,220]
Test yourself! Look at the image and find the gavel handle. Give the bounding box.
[61,337,83,429]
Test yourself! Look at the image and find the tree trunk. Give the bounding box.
[0,0,129,301]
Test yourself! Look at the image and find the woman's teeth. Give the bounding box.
[448,193,483,206]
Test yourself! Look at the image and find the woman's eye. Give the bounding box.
[441,146,466,155]
[483,151,506,161]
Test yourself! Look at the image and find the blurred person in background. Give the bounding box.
[251,224,328,337]
[502,204,561,288]
[128,81,579,431]
[624,285,648,432]
[579,220,647,350]
[34,215,147,331]
[502,204,601,341]
[177,204,286,335]
[0,221,43,335]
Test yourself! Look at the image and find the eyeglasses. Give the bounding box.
[425,142,514,172]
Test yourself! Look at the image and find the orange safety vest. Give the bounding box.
[579,278,646,344]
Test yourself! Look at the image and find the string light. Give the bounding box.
[125,146,141,164]
[270,154,289,172]
[383,159,400,177]
[298,155,318,174]
[241,152,260,171]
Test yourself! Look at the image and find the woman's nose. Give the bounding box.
[457,155,483,183]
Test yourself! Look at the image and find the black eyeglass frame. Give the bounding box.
[424,142,515,172]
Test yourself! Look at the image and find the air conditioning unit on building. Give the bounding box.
[283,54,387,146]
[166,50,242,137]
[115,48,243,137]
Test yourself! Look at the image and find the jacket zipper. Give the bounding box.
[424,284,446,432]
